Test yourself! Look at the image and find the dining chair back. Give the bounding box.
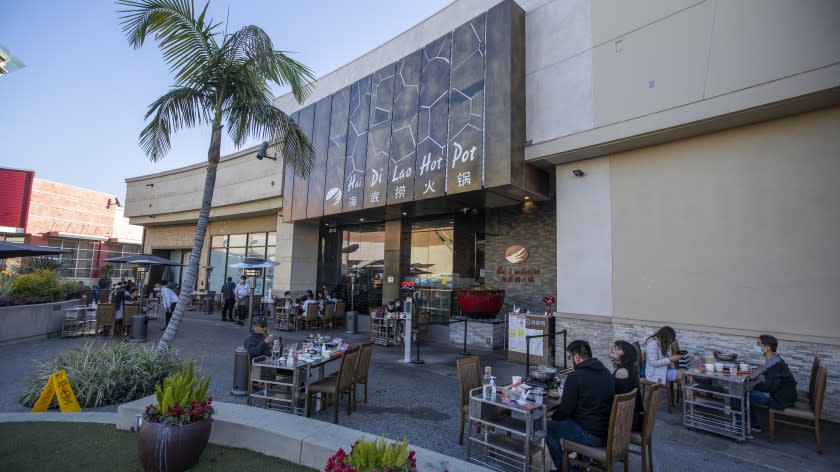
[456,355,482,445]
[304,303,321,330]
[334,302,346,328]
[563,389,637,472]
[98,289,111,303]
[630,384,664,472]
[121,304,140,336]
[323,303,336,328]
[95,304,116,336]
[352,342,374,410]
[306,346,361,424]
[769,365,827,454]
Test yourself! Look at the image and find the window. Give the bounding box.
[207,232,276,295]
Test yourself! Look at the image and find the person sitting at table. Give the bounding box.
[128,288,139,301]
[746,334,798,433]
[282,291,292,307]
[645,326,684,384]
[546,340,615,470]
[609,340,644,432]
[244,316,279,359]
[320,291,336,314]
[301,293,319,317]
[234,276,250,325]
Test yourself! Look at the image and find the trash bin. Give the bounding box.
[231,347,249,396]
[129,314,147,343]
[203,291,216,314]
[345,311,359,335]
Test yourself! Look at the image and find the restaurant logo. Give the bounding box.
[505,245,528,264]
[326,187,342,206]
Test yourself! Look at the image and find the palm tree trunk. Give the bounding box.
[156,124,223,353]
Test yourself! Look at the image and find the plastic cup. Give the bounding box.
[512,376,522,386]
[705,363,715,372]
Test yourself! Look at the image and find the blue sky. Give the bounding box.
[0,0,451,199]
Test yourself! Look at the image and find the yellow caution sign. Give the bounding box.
[32,370,81,413]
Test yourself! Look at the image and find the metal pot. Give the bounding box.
[529,365,557,381]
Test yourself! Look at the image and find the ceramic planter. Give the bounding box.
[456,289,505,319]
[137,420,212,472]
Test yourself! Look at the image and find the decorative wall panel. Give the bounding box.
[292,105,315,221]
[364,63,396,209]
[387,50,422,205]
[281,111,300,223]
[343,76,372,211]
[307,95,332,218]
[323,86,350,216]
[446,14,485,194]
[415,33,452,201]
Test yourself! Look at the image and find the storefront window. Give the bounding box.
[206,231,275,295]
[409,219,454,285]
[338,225,385,314]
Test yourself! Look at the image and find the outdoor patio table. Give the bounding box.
[682,366,754,442]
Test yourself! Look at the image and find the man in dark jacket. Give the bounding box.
[546,340,615,470]
[748,334,797,432]
[220,277,236,322]
[244,316,277,359]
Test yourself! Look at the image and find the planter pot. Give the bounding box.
[137,420,212,472]
[456,290,505,319]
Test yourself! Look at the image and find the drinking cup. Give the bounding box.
[512,375,522,386]
[534,391,543,406]
[704,363,715,372]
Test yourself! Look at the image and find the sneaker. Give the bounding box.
[751,424,763,433]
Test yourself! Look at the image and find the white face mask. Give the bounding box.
[753,344,763,354]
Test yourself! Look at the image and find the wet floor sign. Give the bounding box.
[31,370,81,412]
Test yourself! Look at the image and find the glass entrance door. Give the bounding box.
[338,224,384,314]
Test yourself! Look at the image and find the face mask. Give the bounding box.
[753,344,763,354]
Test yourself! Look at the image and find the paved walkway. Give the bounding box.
[1,309,836,471]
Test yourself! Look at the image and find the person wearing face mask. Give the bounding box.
[545,340,615,471]
[745,334,797,433]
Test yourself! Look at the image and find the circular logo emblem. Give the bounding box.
[505,245,529,264]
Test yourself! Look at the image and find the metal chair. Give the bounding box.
[563,389,638,472]
[630,384,664,472]
[306,346,361,424]
[456,355,482,445]
[769,366,827,454]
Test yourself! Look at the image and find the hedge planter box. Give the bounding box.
[0,299,80,345]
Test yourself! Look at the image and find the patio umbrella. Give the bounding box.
[0,241,71,259]
[105,254,181,265]
[229,258,279,328]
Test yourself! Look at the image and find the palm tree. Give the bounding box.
[117,0,315,353]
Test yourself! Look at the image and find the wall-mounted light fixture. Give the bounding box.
[256,141,277,161]
[572,169,585,177]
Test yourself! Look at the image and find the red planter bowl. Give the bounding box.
[457,290,505,319]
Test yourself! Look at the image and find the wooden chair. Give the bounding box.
[769,365,827,454]
[563,389,638,472]
[98,289,111,303]
[630,384,664,472]
[118,304,140,336]
[306,346,361,424]
[302,303,321,330]
[456,355,482,445]
[95,303,116,336]
[323,303,336,329]
[798,355,821,404]
[668,341,683,408]
[352,342,374,411]
[334,302,346,328]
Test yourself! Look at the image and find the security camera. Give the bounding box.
[256,141,276,161]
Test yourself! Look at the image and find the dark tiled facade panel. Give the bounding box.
[292,105,315,221]
[343,76,371,211]
[446,13,485,194]
[364,63,396,209]
[415,33,452,201]
[387,50,422,205]
[323,86,350,215]
[281,110,300,222]
[307,95,332,218]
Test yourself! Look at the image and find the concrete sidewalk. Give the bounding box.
[1,309,835,471]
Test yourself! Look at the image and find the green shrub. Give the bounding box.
[10,269,64,300]
[347,438,412,471]
[20,341,185,409]
[0,275,12,298]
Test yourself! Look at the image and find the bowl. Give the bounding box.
[714,351,738,362]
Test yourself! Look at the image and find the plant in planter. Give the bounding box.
[325,437,417,472]
[138,360,213,472]
[456,284,505,319]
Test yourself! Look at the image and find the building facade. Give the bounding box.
[0,167,144,282]
[125,0,840,419]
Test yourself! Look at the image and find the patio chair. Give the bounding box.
[323,303,336,329]
[98,289,111,303]
[306,346,360,424]
[95,303,116,336]
[630,384,664,472]
[456,355,482,445]
[334,302,346,328]
[769,365,827,454]
[302,303,321,330]
[118,304,140,336]
[563,389,638,472]
[352,342,374,411]
[798,355,821,404]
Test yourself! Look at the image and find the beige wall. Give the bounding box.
[610,107,840,343]
[526,0,840,161]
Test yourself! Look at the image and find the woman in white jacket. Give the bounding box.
[645,326,683,384]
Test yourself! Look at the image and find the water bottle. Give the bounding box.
[271,340,281,360]
[483,367,493,400]
[489,376,497,401]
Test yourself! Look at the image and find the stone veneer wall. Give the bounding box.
[553,314,840,423]
[449,318,506,350]
[484,202,557,312]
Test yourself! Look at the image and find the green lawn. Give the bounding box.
[0,421,316,471]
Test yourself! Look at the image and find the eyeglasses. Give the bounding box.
[611,345,622,352]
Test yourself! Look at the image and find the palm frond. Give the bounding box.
[139,86,210,160]
[117,0,219,84]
